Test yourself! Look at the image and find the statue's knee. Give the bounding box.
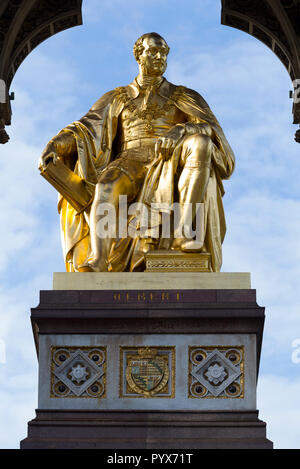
[191,134,211,152]
[97,168,132,202]
[98,167,123,184]
[184,134,212,164]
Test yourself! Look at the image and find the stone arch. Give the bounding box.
[1,0,300,142]
[221,0,300,138]
[0,0,82,143]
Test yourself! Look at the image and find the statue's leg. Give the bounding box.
[172,134,212,251]
[86,168,136,272]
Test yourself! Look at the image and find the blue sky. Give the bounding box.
[0,0,300,448]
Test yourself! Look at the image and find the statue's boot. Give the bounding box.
[77,257,107,272]
[77,265,94,272]
[180,239,209,252]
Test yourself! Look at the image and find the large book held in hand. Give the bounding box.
[40,159,92,212]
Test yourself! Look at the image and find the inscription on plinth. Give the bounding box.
[112,290,182,303]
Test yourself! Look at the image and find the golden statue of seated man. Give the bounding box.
[39,32,235,273]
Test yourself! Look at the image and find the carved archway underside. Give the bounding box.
[221,0,300,129]
[1,0,300,143]
[0,0,82,143]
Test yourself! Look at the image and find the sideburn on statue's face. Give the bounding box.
[138,36,168,76]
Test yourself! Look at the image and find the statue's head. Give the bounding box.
[134,32,169,76]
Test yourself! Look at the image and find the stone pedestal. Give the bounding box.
[20,273,273,449]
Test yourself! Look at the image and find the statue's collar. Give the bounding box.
[128,77,171,99]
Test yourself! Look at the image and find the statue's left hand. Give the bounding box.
[155,125,185,160]
[38,133,76,171]
[38,141,60,171]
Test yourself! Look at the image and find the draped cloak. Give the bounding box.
[57,78,235,272]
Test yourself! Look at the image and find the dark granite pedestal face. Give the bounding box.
[20,287,273,449]
[22,410,271,449]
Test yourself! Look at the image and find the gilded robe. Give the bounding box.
[57,78,235,272]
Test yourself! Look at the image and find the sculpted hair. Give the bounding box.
[133,32,170,62]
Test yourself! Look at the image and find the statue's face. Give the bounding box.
[138,36,168,76]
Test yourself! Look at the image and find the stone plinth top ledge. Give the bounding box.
[53,272,251,291]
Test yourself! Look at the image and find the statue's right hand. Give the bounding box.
[38,142,59,171]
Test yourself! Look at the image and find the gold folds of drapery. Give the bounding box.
[40,78,235,273]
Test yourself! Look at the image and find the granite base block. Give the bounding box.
[21,273,273,449]
[21,410,272,449]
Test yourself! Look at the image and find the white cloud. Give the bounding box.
[0,387,37,449]
[82,0,219,27]
[258,374,300,448]
[222,193,300,356]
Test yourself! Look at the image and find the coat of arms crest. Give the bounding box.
[125,347,170,397]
